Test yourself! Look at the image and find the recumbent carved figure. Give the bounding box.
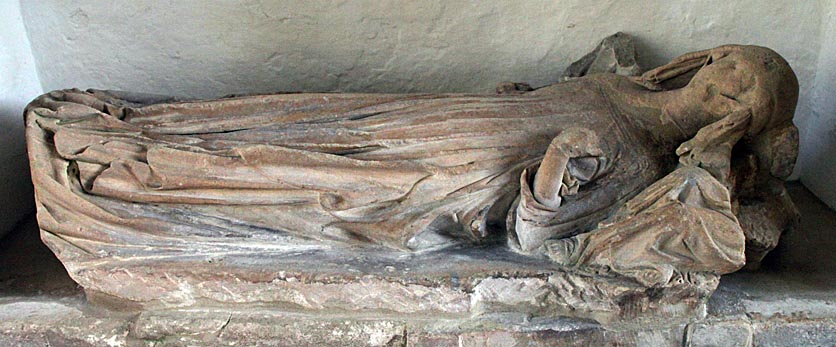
[26,44,799,287]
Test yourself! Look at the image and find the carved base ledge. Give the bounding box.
[45,231,716,328]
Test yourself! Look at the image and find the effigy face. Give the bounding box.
[24,40,799,327]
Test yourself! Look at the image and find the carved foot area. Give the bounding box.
[737,183,800,270]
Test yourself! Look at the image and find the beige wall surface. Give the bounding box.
[15,1,835,208]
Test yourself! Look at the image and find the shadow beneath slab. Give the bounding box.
[711,182,836,315]
[0,215,80,298]
[763,182,836,275]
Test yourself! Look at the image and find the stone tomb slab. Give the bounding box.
[45,230,717,329]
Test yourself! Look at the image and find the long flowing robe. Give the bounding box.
[30,79,665,250]
[26,44,802,293]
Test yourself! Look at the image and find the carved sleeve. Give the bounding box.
[538,109,762,285]
[509,128,613,253]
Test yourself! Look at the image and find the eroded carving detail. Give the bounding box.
[24,40,799,321]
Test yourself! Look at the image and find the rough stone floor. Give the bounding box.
[0,183,833,346]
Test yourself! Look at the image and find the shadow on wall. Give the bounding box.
[762,184,836,275]
[0,110,35,240]
[0,0,40,239]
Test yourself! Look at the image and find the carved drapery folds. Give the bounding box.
[24,42,799,313]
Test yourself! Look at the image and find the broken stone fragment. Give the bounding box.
[495,81,534,94]
[562,32,642,79]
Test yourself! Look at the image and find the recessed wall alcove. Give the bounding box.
[0,1,834,345]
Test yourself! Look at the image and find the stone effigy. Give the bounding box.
[24,38,799,327]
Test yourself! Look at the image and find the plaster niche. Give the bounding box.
[23,34,799,331]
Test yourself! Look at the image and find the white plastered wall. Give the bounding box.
[0,0,42,236]
[4,0,834,226]
[797,1,836,210]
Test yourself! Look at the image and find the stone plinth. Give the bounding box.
[47,231,716,328]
